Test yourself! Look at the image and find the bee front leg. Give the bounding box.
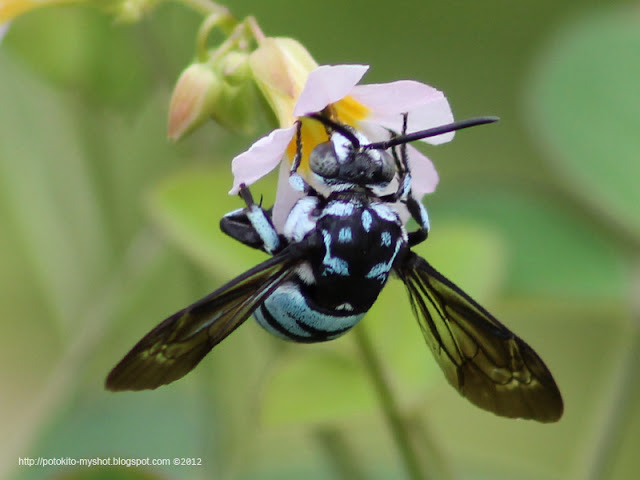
[220,184,284,255]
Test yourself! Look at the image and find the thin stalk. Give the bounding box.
[580,264,640,480]
[196,12,236,61]
[246,16,265,43]
[353,325,430,480]
[205,21,249,65]
[579,320,639,480]
[314,427,369,480]
[407,413,454,480]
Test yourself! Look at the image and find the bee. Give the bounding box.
[106,113,563,422]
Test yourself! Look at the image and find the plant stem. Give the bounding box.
[407,413,454,480]
[314,426,368,480]
[580,319,639,480]
[195,12,232,61]
[353,325,430,480]
[581,265,640,480]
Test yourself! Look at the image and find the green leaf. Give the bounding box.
[6,7,152,109]
[431,186,631,300]
[0,52,112,331]
[0,54,205,477]
[147,166,276,281]
[261,346,371,426]
[526,6,640,241]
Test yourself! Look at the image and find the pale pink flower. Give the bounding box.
[230,64,454,229]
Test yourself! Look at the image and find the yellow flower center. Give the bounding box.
[285,95,370,175]
[285,117,329,173]
[0,0,79,23]
[333,95,370,126]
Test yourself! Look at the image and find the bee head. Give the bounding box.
[309,125,395,189]
[305,113,499,191]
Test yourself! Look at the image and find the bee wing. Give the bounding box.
[106,248,302,391]
[395,252,563,422]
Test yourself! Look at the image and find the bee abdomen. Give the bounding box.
[253,281,365,343]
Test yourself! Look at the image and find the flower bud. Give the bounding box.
[208,51,260,134]
[167,62,220,141]
[249,37,318,128]
[167,51,257,140]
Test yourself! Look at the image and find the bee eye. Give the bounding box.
[309,142,340,178]
[380,151,396,182]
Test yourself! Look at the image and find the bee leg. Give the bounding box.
[220,207,269,251]
[382,182,429,246]
[406,194,430,246]
[384,113,430,247]
[223,184,284,255]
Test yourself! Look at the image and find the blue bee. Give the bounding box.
[106,114,563,422]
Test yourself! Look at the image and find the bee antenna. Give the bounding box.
[307,113,361,149]
[364,116,499,151]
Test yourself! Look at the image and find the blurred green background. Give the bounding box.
[1,1,639,479]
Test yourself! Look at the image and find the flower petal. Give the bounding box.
[406,144,439,196]
[351,80,440,113]
[293,64,369,117]
[229,126,297,194]
[351,80,454,144]
[272,160,305,231]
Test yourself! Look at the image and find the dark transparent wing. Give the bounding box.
[395,252,563,422]
[106,249,301,391]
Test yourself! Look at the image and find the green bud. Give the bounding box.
[249,37,318,127]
